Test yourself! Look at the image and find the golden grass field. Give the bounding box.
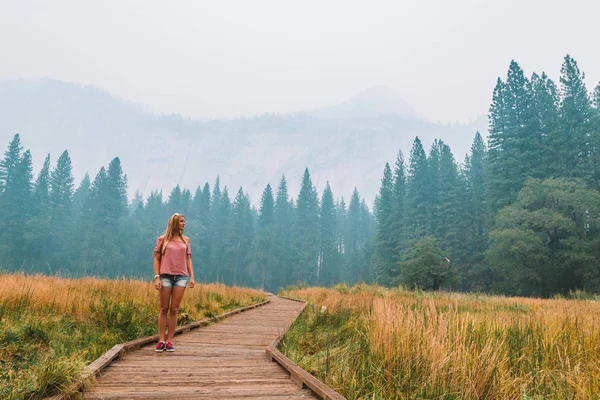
[4,273,600,400]
[282,284,600,400]
[0,273,266,400]
[1,273,266,322]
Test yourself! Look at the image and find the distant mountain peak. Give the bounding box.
[308,85,418,120]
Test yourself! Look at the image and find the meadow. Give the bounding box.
[281,284,600,400]
[5,274,600,400]
[0,273,266,399]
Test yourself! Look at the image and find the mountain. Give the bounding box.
[0,79,487,206]
[308,86,419,119]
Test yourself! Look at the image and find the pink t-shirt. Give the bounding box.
[153,237,192,276]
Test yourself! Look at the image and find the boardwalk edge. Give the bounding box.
[267,296,346,400]
[43,298,271,400]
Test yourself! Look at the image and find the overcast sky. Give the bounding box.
[1,0,599,124]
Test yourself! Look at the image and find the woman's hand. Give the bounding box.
[154,277,162,290]
[189,278,196,288]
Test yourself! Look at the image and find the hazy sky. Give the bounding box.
[1,0,599,124]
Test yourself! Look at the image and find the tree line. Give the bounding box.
[372,54,600,297]
[0,136,373,293]
[1,54,599,297]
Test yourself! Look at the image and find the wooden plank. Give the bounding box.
[84,393,312,399]
[92,382,308,390]
[100,367,292,374]
[83,344,123,377]
[266,347,345,400]
[96,378,297,386]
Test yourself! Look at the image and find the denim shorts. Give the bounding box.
[160,274,189,288]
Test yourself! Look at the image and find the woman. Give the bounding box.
[153,213,195,352]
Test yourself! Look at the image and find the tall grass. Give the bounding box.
[281,284,600,399]
[0,273,266,400]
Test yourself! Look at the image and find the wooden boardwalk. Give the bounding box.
[84,296,319,399]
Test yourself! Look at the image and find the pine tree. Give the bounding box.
[358,198,375,282]
[143,190,165,236]
[28,155,52,271]
[0,134,23,194]
[78,158,127,277]
[558,55,593,182]
[181,188,192,216]
[212,177,222,207]
[487,61,536,218]
[189,183,211,282]
[223,187,253,286]
[505,61,536,186]
[0,136,28,267]
[199,183,212,222]
[50,150,74,222]
[373,163,395,285]
[79,167,108,276]
[487,77,513,216]
[531,72,561,177]
[435,143,463,264]
[460,133,489,288]
[108,157,128,275]
[209,177,224,281]
[292,168,320,284]
[47,151,75,271]
[344,188,362,283]
[190,186,203,220]
[335,197,347,283]
[15,149,34,212]
[256,183,275,290]
[106,157,128,218]
[426,139,443,236]
[406,137,429,240]
[129,190,144,215]
[468,132,487,239]
[167,185,183,216]
[72,174,91,218]
[391,150,406,266]
[273,175,292,290]
[212,185,232,283]
[1,149,34,269]
[32,155,51,215]
[319,182,337,286]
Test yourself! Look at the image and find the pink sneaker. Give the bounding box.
[155,341,166,352]
[166,341,175,352]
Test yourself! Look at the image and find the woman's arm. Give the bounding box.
[184,236,195,288]
[153,253,162,290]
[152,236,165,290]
[187,255,195,288]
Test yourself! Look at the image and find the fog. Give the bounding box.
[2,0,599,124]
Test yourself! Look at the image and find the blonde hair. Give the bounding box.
[160,213,189,255]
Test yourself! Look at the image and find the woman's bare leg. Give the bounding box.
[158,287,172,342]
[166,286,186,342]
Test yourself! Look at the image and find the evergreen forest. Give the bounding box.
[2,55,600,297]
